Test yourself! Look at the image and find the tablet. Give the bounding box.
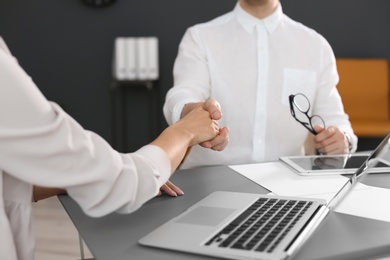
[279,153,390,175]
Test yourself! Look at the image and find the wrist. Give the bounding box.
[180,102,203,119]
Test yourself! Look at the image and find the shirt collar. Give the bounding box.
[234,2,283,34]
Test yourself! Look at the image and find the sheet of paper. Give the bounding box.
[229,162,348,199]
[333,185,390,222]
[229,162,390,223]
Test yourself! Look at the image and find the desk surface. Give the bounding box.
[59,165,390,260]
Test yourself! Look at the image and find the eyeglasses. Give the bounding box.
[289,93,325,135]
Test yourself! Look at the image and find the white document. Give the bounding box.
[229,162,390,222]
[229,162,348,199]
[333,184,390,223]
[113,37,127,80]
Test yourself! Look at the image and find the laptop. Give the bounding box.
[139,133,390,260]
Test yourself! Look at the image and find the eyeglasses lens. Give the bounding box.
[293,94,310,113]
[311,115,326,129]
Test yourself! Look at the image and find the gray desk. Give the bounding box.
[59,165,390,260]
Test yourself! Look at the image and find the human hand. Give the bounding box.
[152,104,219,172]
[158,180,184,197]
[181,98,223,121]
[180,98,229,151]
[198,98,229,151]
[175,105,220,147]
[200,127,229,151]
[313,125,349,154]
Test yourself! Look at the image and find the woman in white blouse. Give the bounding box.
[0,37,221,260]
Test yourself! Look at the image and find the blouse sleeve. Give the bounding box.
[0,41,171,217]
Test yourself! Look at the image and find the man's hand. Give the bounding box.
[199,99,229,151]
[313,125,349,154]
[181,98,229,151]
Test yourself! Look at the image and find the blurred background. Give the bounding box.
[1,0,389,153]
[1,1,390,259]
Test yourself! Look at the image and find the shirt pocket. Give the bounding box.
[282,68,317,106]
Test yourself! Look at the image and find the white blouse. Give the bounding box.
[164,3,357,169]
[0,37,171,260]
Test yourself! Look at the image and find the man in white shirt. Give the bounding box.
[0,36,219,260]
[164,0,357,169]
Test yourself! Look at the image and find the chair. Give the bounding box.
[336,58,390,138]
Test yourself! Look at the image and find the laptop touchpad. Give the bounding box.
[175,206,236,226]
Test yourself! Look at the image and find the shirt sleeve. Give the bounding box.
[313,35,358,152]
[163,27,210,125]
[0,41,171,218]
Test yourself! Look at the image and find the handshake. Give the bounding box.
[180,98,229,152]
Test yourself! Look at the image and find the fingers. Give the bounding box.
[158,181,184,197]
[167,181,184,195]
[313,125,325,135]
[199,140,212,149]
[186,99,227,151]
[317,143,344,155]
[200,127,229,151]
[204,98,222,120]
[314,126,348,154]
[210,127,230,151]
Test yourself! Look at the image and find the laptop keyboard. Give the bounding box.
[205,197,313,253]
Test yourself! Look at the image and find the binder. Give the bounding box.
[113,37,127,80]
[146,37,159,80]
[112,36,160,81]
[136,37,148,80]
[125,38,137,80]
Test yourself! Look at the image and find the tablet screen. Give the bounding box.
[295,155,368,170]
[280,154,390,175]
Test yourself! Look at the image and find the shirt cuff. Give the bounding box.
[136,145,171,187]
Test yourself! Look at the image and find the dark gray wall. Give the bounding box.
[1,0,389,152]
[281,0,390,59]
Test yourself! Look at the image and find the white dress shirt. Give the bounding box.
[164,2,357,169]
[0,37,171,260]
